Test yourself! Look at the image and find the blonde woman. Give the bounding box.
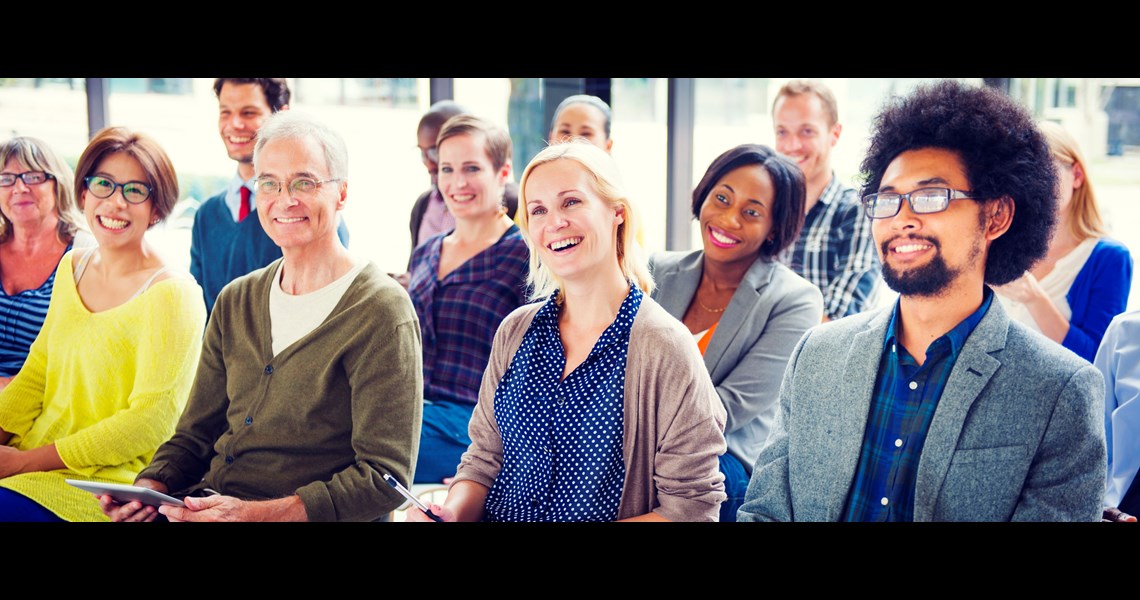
[0,137,91,389]
[995,121,1133,362]
[408,140,726,522]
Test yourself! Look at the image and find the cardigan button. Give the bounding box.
[225,455,234,465]
[265,365,274,375]
[245,416,253,426]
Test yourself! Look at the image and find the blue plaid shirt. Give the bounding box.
[780,173,880,319]
[842,288,994,522]
[408,224,530,406]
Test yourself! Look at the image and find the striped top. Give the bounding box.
[0,244,71,377]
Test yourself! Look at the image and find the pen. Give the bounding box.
[383,473,445,522]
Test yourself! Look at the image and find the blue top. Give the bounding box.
[408,225,529,406]
[0,244,71,376]
[843,288,994,522]
[483,285,642,522]
[1094,308,1140,508]
[1063,238,1132,363]
[190,175,351,313]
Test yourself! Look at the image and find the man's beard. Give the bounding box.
[880,235,975,298]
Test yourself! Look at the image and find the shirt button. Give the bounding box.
[265,365,274,375]
[894,438,903,448]
[245,416,253,425]
[908,381,917,390]
[880,497,889,506]
[544,446,551,454]
[557,397,566,406]
[225,456,234,465]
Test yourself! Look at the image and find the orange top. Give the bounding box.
[696,320,719,356]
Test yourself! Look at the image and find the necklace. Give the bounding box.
[696,292,727,313]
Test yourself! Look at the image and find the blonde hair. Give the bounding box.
[517,140,653,302]
[1038,120,1105,240]
[0,136,83,244]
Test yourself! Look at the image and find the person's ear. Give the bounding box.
[986,195,1015,240]
[605,138,614,154]
[830,122,843,146]
[614,203,625,226]
[1072,161,1085,190]
[336,181,348,211]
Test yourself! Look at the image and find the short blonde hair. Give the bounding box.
[517,140,653,302]
[1037,120,1105,240]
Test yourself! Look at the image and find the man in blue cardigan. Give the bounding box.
[190,78,349,312]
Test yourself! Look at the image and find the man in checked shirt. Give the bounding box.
[739,80,1105,522]
[773,79,881,321]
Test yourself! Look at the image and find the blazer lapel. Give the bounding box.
[703,257,776,375]
[653,252,702,318]
[825,308,893,520]
[912,298,1008,521]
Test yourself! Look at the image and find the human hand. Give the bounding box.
[159,494,251,522]
[0,375,12,390]
[1103,507,1137,522]
[993,272,1043,304]
[98,478,168,523]
[405,502,455,522]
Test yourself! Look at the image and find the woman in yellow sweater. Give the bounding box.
[0,127,205,521]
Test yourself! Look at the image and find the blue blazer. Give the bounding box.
[1063,238,1132,362]
[738,296,1107,521]
[649,250,823,469]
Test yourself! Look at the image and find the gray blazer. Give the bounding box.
[738,296,1107,521]
[649,250,823,469]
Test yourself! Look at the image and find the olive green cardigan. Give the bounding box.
[139,260,423,521]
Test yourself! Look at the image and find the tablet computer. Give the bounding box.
[66,479,184,507]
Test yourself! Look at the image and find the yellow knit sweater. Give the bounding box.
[0,252,206,521]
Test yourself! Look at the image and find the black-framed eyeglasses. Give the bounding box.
[861,187,978,219]
[255,177,342,198]
[83,176,153,204]
[0,171,55,187]
[418,145,439,164]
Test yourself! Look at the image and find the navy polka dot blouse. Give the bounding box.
[483,285,643,522]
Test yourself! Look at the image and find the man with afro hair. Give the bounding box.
[739,80,1106,522]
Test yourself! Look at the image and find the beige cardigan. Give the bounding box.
[454,295,728,521]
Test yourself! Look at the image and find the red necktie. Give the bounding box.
[238,185,251,222]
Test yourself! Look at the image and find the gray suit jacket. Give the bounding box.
[649,250,823,469]
[738,295,1107,521]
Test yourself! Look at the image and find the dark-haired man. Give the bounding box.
[190,78,349,312]
[772,80,879,321]
[739,80,1106,522]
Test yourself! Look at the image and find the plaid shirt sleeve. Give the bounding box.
[821,186,880,319]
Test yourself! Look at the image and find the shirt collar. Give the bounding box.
[816,172,842,207]
[883,286,994,357]
[534,283,644,353]
[228,172,256,194]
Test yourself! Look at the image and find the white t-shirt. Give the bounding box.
[269,255,369,356]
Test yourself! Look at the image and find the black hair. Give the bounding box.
[213,78,291,113]
[691,143,806,258]
[859,79,1057,285]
